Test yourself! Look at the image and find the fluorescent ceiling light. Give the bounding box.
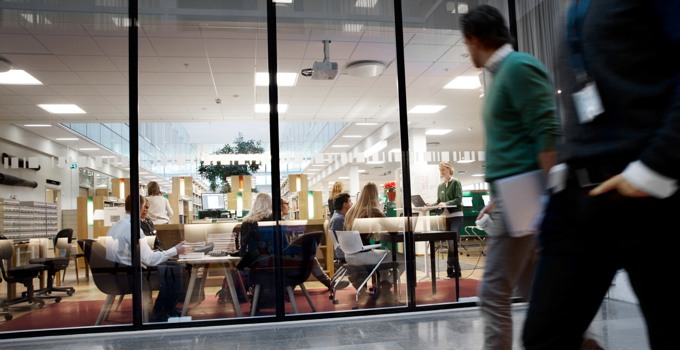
[343,23,364,33]
[472,173,485,177]
[357,169,367,173]
[364,140,387,157]
[100,156,116,159]
[409,105,446,114]
[20,13,52,24]
[56,137,79,141]
[444,75,481,89]
[24,124,51,127]
[425,129,452,136]
[79,148,100,151]
[273,0,293,3]
[38,104,86,114]
[331,145,350,148]
[311,164,326,167]
[456,160,474,164]
[356,0,378,8]
[342,135,363,138]
[255,72,298,87]
[355,122,378,126]
[0,70,43,85]
[255,104,288,113]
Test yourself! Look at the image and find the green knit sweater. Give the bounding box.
[483,51,560,183]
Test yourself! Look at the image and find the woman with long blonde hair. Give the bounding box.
[237,192,273,271]
[344,182,384,236]
[327,181,343,217]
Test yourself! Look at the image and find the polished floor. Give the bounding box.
[0,299,648,350]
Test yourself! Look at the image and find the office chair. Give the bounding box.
[0,239,48,311]
[249,232,323,316]
[82,238,157,325]
[62,232,88,284]
[0,276,13,320]
[30,228,76,299]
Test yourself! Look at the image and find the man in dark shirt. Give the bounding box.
[523,1,680,349]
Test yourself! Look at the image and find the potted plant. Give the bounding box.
[383,181,397,202]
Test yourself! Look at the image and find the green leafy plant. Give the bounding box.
[197,133,265,192]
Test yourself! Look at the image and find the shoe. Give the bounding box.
[333,280,350,291]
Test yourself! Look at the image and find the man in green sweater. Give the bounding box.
[461,5,560,350]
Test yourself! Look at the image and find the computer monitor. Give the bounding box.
[482,195,490,206]
[201,193,225,210]
[462,196,474,207]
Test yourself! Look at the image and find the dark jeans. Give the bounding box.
[152,263,181,316]
[445,216,463,274]
[523,176,679,349]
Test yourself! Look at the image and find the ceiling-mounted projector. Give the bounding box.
[301,40,338,80]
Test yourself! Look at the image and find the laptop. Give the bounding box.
[411,194,427,207]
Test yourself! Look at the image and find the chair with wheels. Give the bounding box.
[0,276,13,321]
[30,228,76,300]
[0,239,48,311]
[249,231,323,316]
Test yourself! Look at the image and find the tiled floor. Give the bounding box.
[0,299,648,350]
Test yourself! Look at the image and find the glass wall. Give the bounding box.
[0,0,568,338]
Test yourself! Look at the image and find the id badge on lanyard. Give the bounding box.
[568,0,604,124]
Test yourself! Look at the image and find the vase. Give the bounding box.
[386,190,396,202]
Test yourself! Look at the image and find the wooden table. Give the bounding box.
[176,255,242,317]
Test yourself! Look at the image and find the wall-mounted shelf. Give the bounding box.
[0,198,58,240]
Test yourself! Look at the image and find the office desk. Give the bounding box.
[176,255,242,317]
[378,230,459,300]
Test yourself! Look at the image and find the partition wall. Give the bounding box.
[0,0,561,339]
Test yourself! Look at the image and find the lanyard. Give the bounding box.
[567,0,592,84]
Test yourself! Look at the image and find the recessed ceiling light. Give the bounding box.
[443,76,481,89]
[255,72,298,87]
[273,0,293,3]
[342,135,363,138]
[331,145,350,148]
[456,160,474,164]
[355,122,378,126]
[355,0,378,8]
[0,70,43,85]
[472,173,485,177]
[55,137,79,141]
[310,164,326,167]
[409,105,446,114]
[24,124,51,127]
[38,104,86,114]
[255,104,288,113]
[79,148,100,151]
[425,129,452,136]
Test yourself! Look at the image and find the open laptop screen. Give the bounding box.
[411,195,427,207]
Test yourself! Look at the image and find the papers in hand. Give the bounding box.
[493,169,548,237]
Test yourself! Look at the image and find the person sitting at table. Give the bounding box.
[141,198,163,251]
[343,182,405,297]
[281,196,349,292]
[428,161,463,279]
[106,195,188,322]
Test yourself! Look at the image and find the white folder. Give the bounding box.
[493,169,548,237]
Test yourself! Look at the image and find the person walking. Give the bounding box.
[523,1,680,349]
[460,5,560,349]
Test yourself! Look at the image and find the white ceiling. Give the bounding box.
[0,1,489,193]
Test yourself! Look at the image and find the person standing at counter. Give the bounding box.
[430,161,463,278]
[146,181,174,225]
[327,181,343,217]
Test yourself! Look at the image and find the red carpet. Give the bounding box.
[0,278,478,332]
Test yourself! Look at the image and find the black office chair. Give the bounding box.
[249,232,323,316]
[0,239,48,311]
[30,228,76,299]
[0,275,13,320]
